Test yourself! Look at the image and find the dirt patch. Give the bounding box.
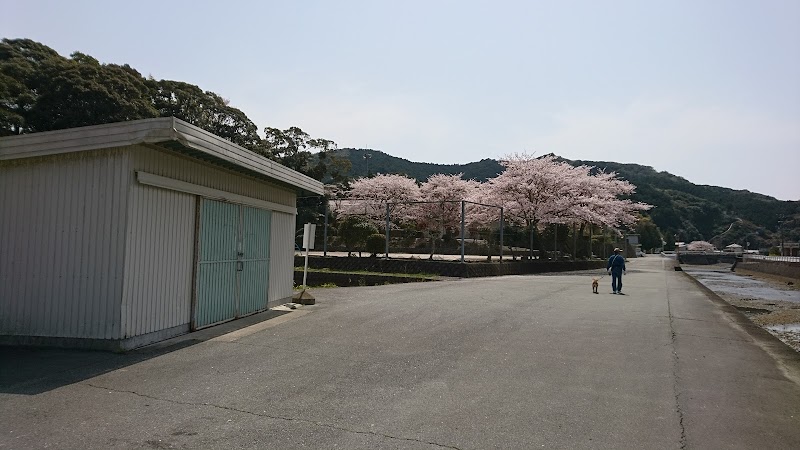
[752,309,800,327]
[736,268,800,290]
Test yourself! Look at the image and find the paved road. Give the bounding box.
[2,257,799,449]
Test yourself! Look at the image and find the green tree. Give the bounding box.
[635,216,663,251]
[26,52,158,131]
[337,215,378,257]
[0,39,64,135]
[663,231,676,251]
[261,126,338,176]
[261,126,352,185]
[148,79,261,151]
[0,39,159,134]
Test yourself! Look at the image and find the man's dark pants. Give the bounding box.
[611,268,623,293]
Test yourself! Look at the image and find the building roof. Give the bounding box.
[0,117,324,195]
[725,243,743,248]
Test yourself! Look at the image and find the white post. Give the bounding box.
[303,246,310,288]
[301,223,316,289]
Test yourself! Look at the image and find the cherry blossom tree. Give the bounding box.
[332,155,651,259]
[332,173,420,227]
[482,154,651,257]
[481,154,575,257]
[687,240,715,251]
[414,174,481,258]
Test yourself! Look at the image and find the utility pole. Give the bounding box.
[364,151,371,176]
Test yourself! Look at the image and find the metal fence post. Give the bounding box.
[323,199,329,257]
[499,208,504,262]
[385,203,390,258]
[460,201,466,263]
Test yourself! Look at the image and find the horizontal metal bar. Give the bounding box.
[137,171,296,215]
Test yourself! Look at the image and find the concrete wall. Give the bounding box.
[739,260,800,281]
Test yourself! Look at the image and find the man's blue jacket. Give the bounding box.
[607,254,626,273]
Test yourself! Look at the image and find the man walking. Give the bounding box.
[607,248,627,294]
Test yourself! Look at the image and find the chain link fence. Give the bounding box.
[298,199,619,261]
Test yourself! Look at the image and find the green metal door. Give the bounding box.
[239,206,271,316]
[194,200,272,329]
[195,199,239,328]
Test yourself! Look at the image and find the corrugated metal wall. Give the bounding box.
[126,145,297,335]
[194,199,239,329]
[133,145,296,208]
[269,211,296,303]
[239,206,272,315]
[0,149,129,339]
[120,182,195,338]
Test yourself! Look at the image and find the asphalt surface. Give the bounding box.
[2,257,799,449]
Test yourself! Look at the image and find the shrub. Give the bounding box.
[366,233,386,256]
[338,216,378,256]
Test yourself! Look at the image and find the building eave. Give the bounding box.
[0,117,325,196]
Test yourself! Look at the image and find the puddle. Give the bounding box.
[735,306,771,314]
[766,324,800,333]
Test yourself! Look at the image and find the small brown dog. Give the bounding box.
[591,278,599,294]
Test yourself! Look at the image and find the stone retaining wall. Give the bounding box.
[295,256,606,279]
[294,271,433,287]
[738,260,800,281]
[677,253,738,265]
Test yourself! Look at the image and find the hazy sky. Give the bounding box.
[4,0,799,200]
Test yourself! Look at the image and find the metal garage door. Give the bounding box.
[194,199,272,329]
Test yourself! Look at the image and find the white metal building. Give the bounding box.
[0,117,323,350]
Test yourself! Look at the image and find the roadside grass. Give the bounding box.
[293,282,338,290]
[294,267,440,279]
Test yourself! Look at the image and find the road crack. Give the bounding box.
[83,382,461,449]
[666,277,688,450]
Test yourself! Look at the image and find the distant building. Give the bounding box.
[723,243,744,255]
[624,234,642,258]
[780,242,799,257]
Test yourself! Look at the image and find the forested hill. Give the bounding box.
[332,148,800,247]
[337,148,505,182]
[568,158,799,245]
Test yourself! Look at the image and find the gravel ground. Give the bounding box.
[683,264,800,352]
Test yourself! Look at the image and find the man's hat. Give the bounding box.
[614,248,622,253]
